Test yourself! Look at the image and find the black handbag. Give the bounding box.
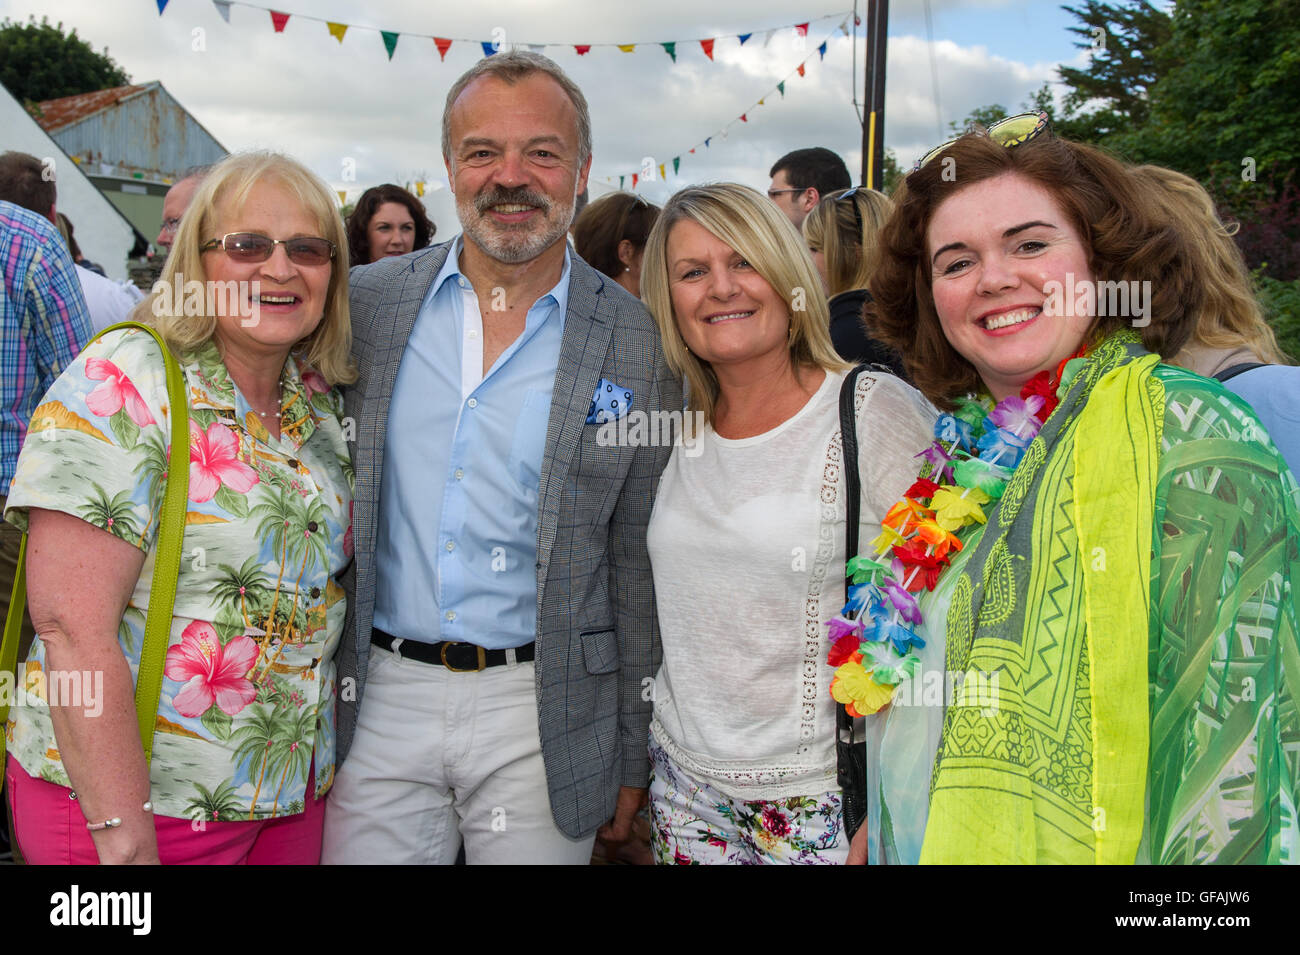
[835,365,871,842]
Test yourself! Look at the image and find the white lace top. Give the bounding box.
[647,369,937,800]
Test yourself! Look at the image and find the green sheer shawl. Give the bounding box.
[919,334,1300,864]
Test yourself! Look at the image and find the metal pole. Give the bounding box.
[862,0,889,190]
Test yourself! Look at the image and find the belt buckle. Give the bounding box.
[440,642,487,673]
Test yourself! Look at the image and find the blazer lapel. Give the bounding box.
[534,260,615,608]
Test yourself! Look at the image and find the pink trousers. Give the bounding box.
[5,757,324,865]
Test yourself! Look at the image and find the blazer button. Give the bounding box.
[311,587,322,599]
[287,458,300,469]
[308,521,318,533]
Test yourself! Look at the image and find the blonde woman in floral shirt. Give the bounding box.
[4,152,355,864]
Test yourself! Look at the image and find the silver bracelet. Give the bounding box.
[80,799,153,831]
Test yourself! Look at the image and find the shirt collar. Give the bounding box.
[433,236,572,318]
[184,339,319,451]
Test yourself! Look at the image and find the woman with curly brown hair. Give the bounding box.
[345,184,434,267]
[836,122,1299,864]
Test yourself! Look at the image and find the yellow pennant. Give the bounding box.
[415,181,426,197]
[327,22,348,43]
[658,163,666,180]
[617,44,635,52]
[337,190,347,205]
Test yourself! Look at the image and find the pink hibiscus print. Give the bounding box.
[84,358,156,426]
[761,806,792,837]
[301,368,329,395]
[164,621,258,718]
[189,419,259,503]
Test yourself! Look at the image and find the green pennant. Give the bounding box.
[673,157,680,174]
[620,175,625,189]
[777,81,785,97]
[382,30,400,60]
[661,41,676,62]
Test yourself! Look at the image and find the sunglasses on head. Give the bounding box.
[911,111,1052,173]
[835,187,865,238]
[200,232,336,266]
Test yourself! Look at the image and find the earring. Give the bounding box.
[624,266,631,272]
[787,323,797,346]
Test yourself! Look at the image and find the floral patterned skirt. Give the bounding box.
[648,740,847,865]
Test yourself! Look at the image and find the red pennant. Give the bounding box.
[689,148,695,154]
[795,22,809,36]
[434,37,452,60]
[797,63,806,77]
[270,10,290,32]
[632,173,639,188]
[740,113,747,122]
[700,38,714,60]
[574,44,591,55]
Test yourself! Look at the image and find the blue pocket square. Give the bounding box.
[586,378,634,425]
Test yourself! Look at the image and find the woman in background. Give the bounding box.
[802,187,904,375]
[346,183,434,267]
[572,192,661,298]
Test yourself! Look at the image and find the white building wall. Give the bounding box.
[0,88,136,280]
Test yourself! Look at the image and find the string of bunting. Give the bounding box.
[607,19,852,190]
[156,0,853,64]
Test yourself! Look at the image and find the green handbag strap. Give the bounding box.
[1,321,190,770]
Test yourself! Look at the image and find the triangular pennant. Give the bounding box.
[632,173,638,188]
[839,18,851,37]
[658,163,666,180]
[212,0,231,22]
[762,29,775,47]
[481,41,497,57]
[797,63,806,77]
[739,113,747,122]
[689,148,695,154]
[704,137,711,148]
[700,38,714,60]
[617,44,635,53]
[415,181,425,197]
[619,175,625,190]
[382,30,399,59]
[156,0,169,13]
[327,22,347,43]
[818,41,827,60]
[435,37,452,60]
[574,45,591,55]
[673,157,680,174]
[777,81,785,97]
[758,98,764,106]
[270,10,289,32]
[528,44,546,53]
[337,190,346,205]
[738,32,752,45]
[795,23,809,37]
[661,41,676,62]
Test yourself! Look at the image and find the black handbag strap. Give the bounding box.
[1214,362,1267,383]
[835,365,870,840]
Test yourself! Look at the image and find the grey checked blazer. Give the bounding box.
[335,240,681,838]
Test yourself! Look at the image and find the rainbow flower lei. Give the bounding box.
[827,359,1079,717]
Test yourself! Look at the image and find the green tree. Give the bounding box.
[0,16,130,106]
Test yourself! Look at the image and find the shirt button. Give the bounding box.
[467,398,477,409]
[445,540,455,552]
[307,521,318,533]
[454,468,464,480]
[287,459,300,469]
[445,610,456,621]
[310,587,321,599]
[467,329,478,339]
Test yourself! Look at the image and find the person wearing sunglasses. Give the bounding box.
[4,151,357,864]
[844,125,1300,864]
[572,191,661,298]
[802,186,906,376]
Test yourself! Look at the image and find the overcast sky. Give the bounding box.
[3,0,1092,225]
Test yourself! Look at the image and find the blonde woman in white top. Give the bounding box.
[638,184,936,864]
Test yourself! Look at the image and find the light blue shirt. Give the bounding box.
[374,240,570,648]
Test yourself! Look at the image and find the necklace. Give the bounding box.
[826,353,1081,717]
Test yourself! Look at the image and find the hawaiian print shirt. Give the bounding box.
[4,327,353,822]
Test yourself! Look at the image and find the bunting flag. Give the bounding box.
[619,175,625,190]
[673,157,680,174]
[797,62,806,76]
[778,81,785,96]
[758,97,765,105]
[481,41,496,57]
[528,44,546,53]
[704,137,712,148]
[689,148,695,154]
[382,30,399,59]
[818,41,827,59]
[795,22,809,36]
[661,41,676,62]
[658,163,666,180]
[700,38,714,60]
[415,181,426,197]
[270,10,289,32]
[156,0,169,13]
[738,32,752,45]
[632,173,639,188]
[337,190,346,205]
[740,113,747,122]
[575,44,591,55]
[434,36,452,59]
[617,44,635,53]
[212,0,231,22]
[327,22,347,43]
[763,29,776,46]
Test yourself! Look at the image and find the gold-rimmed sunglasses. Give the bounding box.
[911,111,1052,173]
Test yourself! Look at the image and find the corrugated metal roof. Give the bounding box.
[33,83,154,133]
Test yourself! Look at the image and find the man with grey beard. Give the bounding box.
[324,51,680,864]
